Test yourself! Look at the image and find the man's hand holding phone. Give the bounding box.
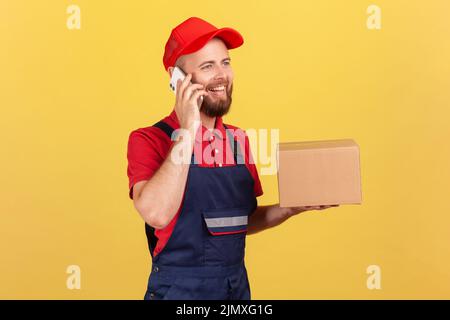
[174,73,208,139]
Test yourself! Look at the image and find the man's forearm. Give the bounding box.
[135,133,194,229]
[247,204,295,235]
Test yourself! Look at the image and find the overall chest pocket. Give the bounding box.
[202,207,251,266]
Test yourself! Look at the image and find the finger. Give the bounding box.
[176,79,183,101]
[321,205,339,210]
[183,83,205,101]
[190,89,209,104]
[178,73,192,100]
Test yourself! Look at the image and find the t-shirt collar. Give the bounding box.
[168,109,226,142]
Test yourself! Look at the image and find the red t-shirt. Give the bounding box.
[127,110,263,199]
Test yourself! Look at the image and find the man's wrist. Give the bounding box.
[170,130,195,165]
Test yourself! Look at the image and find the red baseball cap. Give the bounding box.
[163,17,244,71]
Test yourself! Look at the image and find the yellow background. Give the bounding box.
[1,0,449,299]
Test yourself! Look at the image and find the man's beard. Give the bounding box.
[200,84,233,117]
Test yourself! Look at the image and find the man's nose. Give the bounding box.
[213,65,227,81]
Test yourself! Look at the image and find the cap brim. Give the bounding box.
[180,27,244,57]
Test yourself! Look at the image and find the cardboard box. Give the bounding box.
[277,139,362,207]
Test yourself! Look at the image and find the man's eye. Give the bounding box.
[202,65,212,70]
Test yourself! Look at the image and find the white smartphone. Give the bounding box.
[169,66,204,107]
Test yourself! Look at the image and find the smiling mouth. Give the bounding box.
[207,85,226,97]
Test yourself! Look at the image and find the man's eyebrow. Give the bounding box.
[198,57,231,67]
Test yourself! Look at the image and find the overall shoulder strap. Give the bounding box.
[153,120,196,164]
[152,120,174,139]
[223,124,245,165]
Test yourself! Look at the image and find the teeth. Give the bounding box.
[209,85,225,91]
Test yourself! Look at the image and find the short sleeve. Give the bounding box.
[127,129,166,200]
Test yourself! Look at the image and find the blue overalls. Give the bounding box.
[143,121,257,300]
